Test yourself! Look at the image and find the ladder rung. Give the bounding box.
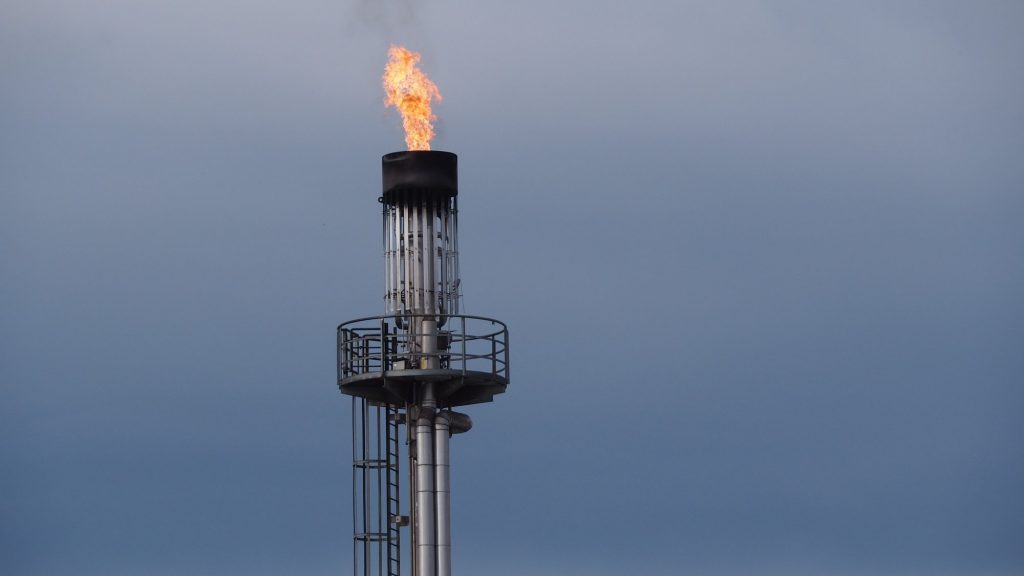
[352,459,388,469]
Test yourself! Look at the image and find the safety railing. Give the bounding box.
[337,314,509,383]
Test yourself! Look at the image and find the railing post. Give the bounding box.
[341,329,350,376]
[361,334,369,374]
[380,317,387,371]
[460,316,466,375]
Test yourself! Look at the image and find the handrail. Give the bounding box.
[337,314,509,384]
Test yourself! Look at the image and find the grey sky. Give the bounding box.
[2,1,1023,575]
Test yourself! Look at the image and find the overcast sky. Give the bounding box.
[2,1,1023,575]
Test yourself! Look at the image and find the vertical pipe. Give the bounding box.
[438,201,447,316]
[451,197,460,314]
[413,200,421,315]
[404,203,413,319]
[422,319,438,370]
[420,200,428,315]
[387,206,395,315]
[425,199,435,315]
[409,202,419,315]
[417,199,427,314]
[442,196,450,313]
[380,199,387,313]
[415,388,437,576]
[442,201,449,315]
[419,201,426,315]
[394,205,403,316]
[434,412,451,576]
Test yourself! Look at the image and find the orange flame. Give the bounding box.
[383,45,442,150]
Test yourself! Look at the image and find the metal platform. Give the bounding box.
[337,314,509,407]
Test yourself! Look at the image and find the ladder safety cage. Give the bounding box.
[351,397,404,576]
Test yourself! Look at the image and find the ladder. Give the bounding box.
[386,405,402,576]
[352,397,405,576]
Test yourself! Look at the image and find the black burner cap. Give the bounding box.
[382,151,457,203]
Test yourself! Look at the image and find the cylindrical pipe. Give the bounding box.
[425,200,435,315]
[421,318,438,370]
[434,412,451,576]
[412,202,422,314]
[394,204,402,314]
[403,203,412,317]
[422,201,429,314]
[383,204,389,314]
[437,196,443,311]
[415,389,437,576]
[451,196,460,315]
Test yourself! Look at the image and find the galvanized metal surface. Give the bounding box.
[414,391,437,576]
[434,413,451,576]
[383,193,460,319]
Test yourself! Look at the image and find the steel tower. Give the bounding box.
[336,151,509,576]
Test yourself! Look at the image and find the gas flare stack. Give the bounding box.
[336,150,510,576]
